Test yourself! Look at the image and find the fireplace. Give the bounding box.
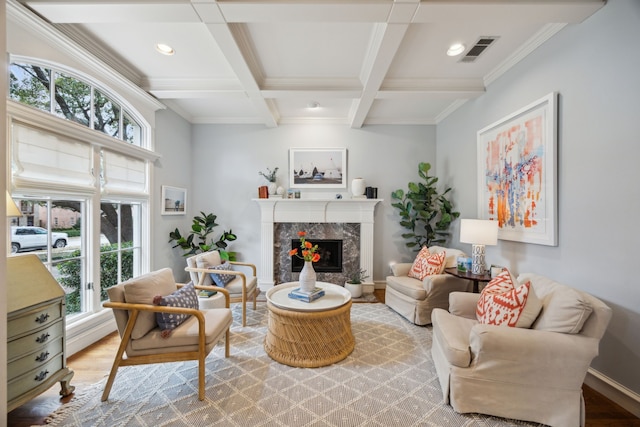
[291,239,343,273]
[254,198,381,289]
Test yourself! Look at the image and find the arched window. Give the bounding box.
[7,58,158,327]
[9,61,144,147]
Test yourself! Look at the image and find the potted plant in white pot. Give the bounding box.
[344,268,369,298]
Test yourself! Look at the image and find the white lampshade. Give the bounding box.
[460,219,498,246]
[6,191,21,217]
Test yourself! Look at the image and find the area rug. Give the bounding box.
[44,304,544,427]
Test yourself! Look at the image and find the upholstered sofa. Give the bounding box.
[385,246,473,325]
[431,273,612,427]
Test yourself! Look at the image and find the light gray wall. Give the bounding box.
[437,0,640,394]
[152,108,193,276]
[179,124,437,284]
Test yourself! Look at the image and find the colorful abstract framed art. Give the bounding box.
[477,92,558,246]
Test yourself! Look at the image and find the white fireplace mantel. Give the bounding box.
[254,198,382,289]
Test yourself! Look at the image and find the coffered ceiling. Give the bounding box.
[17,0,604,128]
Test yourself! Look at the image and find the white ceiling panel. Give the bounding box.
[13,0,606,127]
[246,22,374,79]
[75,23,236,79]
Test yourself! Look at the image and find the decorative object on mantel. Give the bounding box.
[289,231,320,293]
[258,186,268,199]
[258,167,279,195]
[168,211,237,260]
[365,186,378,199]
[391,162,460,251]
[344,268,369,298]
[351,177,366,198]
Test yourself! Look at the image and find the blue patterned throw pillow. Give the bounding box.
[209,261,235,287]
[153,282,199,338]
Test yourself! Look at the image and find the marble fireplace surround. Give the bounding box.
[254,199,381,290]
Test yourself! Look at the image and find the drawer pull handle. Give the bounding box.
[36,333,50,344]
[36,351,50,362]
[35,370,49,382]
[35,313,50,324]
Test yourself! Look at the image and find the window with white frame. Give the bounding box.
[8,59,154,324]
[9,61,144,146]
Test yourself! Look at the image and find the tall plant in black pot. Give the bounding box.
[391,162,460,251]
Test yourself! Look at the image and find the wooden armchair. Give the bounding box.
[102,268,232,401]
[186,251,258,326]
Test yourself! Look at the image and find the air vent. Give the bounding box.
[459,36,499,63]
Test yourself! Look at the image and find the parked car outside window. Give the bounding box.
[11,226,68,253]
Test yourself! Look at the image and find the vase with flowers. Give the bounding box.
[289,231,321,293]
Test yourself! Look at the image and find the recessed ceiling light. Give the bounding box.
[447,43,465,57]
[155,43,175,56]
[307,101,320,109]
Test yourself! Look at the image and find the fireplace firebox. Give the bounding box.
[291,239,343,273]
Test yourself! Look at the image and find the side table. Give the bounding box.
[444,267,492,293]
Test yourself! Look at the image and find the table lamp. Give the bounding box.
[6,191,21,217]
[460,219,498,274]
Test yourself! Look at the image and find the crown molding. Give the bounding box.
[7,0,164,113]
[484,23,567,87]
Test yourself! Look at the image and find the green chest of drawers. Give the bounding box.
[7,255,75,412]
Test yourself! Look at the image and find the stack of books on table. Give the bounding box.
[198,289,217,298]
[288,287,325,303]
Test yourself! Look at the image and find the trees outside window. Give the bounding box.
[9,62,143,146]
[8,59,150,324]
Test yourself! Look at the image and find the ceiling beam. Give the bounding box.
[350,22,411,128]
[203,22,279,127]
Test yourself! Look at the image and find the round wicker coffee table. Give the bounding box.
[264,282,354,368]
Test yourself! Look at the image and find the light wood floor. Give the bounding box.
[8,290,640,426]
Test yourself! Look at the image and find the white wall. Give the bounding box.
[437,0,640,397]
[152,108,194,276]
[176,124,437,284]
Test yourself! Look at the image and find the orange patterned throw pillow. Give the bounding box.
[408,247,446,280]
[476,269,542,328]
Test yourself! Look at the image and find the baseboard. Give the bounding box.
[585,368,640,418]
[66,311,117,356]
[374,280,386,290]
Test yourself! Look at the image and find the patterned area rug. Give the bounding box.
[44,304,543,427]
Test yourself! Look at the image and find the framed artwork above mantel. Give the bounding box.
[477,92,558,246]
[289,148,347,189]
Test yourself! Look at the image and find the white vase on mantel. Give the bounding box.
[299,261,316,293]
[267,182,277,195]
[351,178,366,197]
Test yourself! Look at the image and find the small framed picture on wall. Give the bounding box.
[161,185,186,215]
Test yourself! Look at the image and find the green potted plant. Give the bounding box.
[168,211,237,260]
[391,162,460,251]
[344,268,369,298]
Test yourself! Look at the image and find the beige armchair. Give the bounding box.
[431,273,612,427]
[385,246,472,325]
[186,251,258,327]
[102,268,232,401]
